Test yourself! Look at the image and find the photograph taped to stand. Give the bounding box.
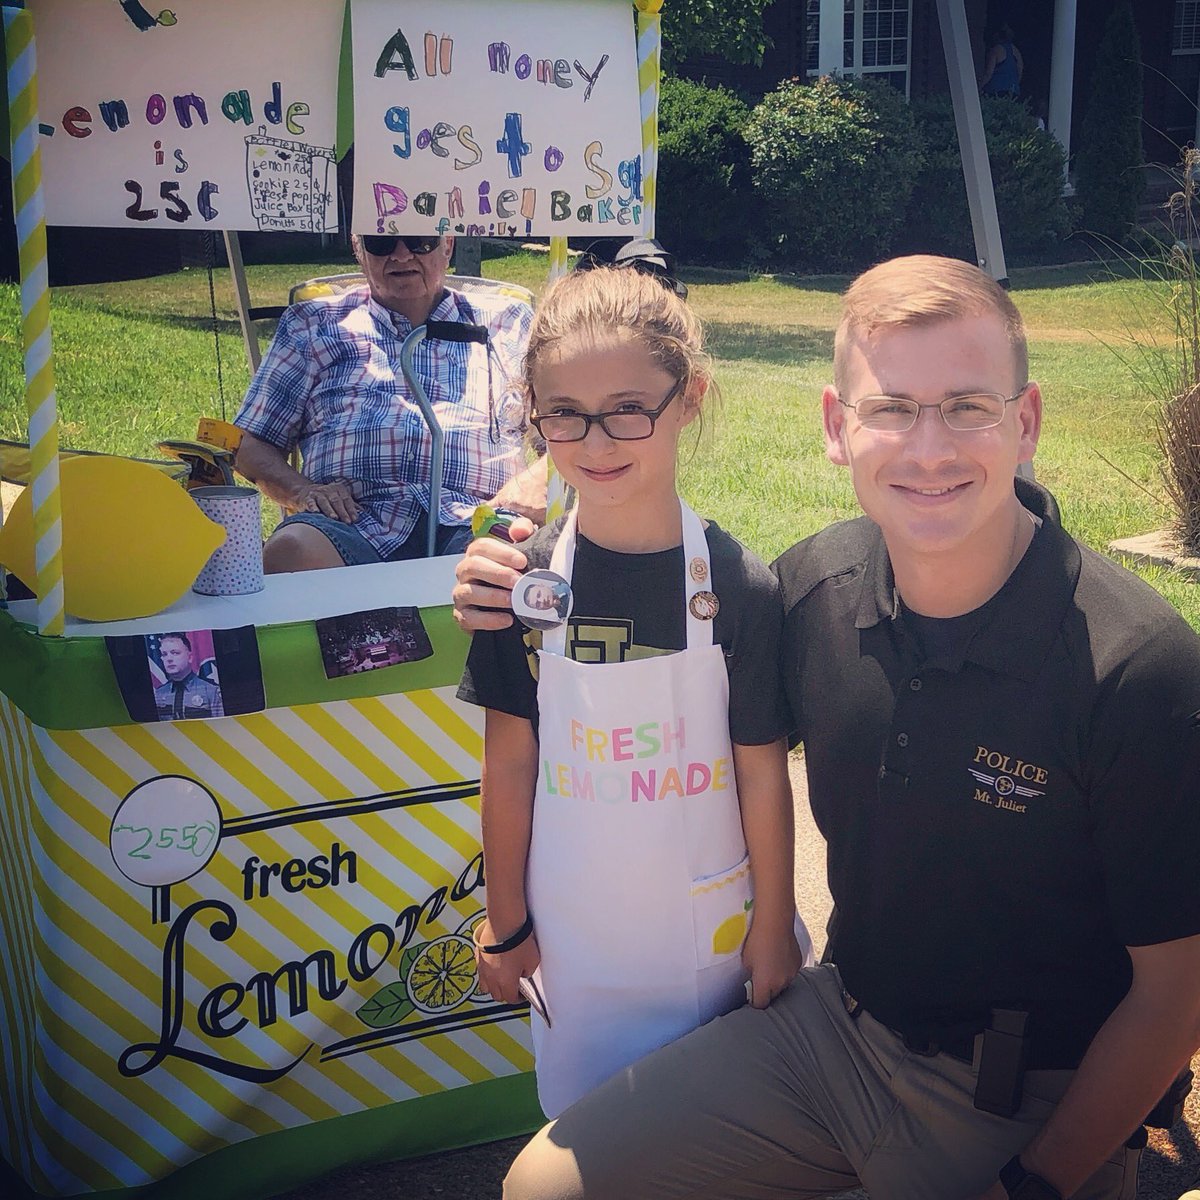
[315,607,433,680]
[106,627,265,723]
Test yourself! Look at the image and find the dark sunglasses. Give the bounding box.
[360,234,442,258]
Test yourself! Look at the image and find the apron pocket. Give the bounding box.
[691,853,753,970]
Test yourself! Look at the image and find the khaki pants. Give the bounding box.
[504,964,1140,1200]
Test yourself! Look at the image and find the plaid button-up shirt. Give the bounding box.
[235,285,532,557]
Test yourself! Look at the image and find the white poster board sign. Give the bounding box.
[350,0,643,238]
[31,0,343,232]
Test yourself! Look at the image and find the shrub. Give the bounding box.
[1075,1,1144,244]
[657,77,754,264]
[903,95,1069,258]
[1119,150,1200,551]
[743,75,923,272]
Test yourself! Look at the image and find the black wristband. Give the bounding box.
[474,912,534,955]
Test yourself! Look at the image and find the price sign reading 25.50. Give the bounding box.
[113,820,218,861]
[110,776,223,888]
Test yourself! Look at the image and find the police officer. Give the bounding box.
[452,256,1200,1200]
[153,632,224,721]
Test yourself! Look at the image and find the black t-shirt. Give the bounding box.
[772,480,1200,1069]
[458,516,790,746]
[899,603,986,665]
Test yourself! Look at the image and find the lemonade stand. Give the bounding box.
[0,1,658,1196]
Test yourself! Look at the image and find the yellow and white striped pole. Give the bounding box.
[544,229,568,511]
[635,0,663,237]
[548,234,570,282]
[544,225,570,507]
[4,3,63,635]
[546,0,664,507]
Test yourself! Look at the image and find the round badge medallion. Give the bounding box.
[513,569,575,631]
[689,590,720,620]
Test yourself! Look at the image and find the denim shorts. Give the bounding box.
[279,512,474,566]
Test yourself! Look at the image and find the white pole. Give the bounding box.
[223,230,261,375]
[818,0,843,76]
[935,0,1008,282]
[1049,0,1078,189]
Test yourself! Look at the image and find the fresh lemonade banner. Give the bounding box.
[0,685,535,1196]
[350,0,644,238]
[30,0,343,231]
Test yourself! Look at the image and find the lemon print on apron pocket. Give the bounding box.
[711,899,755,957]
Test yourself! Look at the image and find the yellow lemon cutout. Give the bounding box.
[711,912,749,957]
[0,456,225,621]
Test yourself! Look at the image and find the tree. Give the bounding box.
[1075,1,1144,244]
[660,0,774,69]
[658,77,754,261]
[745,76,924,271]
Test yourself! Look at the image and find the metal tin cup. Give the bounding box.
[191,486,264,596]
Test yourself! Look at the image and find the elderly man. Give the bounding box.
[453,256,1200,1200]
[235,233,541,572]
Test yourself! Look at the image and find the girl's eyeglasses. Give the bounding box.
[360,234,442,257]
[531,380,683,443]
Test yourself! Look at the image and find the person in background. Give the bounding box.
[234,233,544,572]
[981,22,1023,98]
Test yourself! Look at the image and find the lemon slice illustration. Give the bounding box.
[405,933,477,1014]
[711,912,749,957]
[456,910,493,1001]
[456,910,486,939]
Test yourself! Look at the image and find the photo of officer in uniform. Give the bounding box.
[152,632,225,721]
[513,570,573,630]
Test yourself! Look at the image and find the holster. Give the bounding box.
[972,1009,1029,1118]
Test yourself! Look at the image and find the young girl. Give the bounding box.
[457,266,812,1118]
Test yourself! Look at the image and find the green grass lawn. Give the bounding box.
[1,249,1196,628]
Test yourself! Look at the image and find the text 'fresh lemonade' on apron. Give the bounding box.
[525,501,754,1118]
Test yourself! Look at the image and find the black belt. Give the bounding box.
[842,990,979,1064]
[895,1026,978,1063]
[844,992,1082,1071]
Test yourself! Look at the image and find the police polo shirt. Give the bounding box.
[773,480,1200,1069]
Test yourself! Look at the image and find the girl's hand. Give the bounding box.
[741,917,804,1009]
[475,919,541,1005]
[452,526,534,633]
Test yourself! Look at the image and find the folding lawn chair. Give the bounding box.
[238,271,536,555]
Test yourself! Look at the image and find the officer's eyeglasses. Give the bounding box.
[530,381,683,443]
[839,384,1031,433]
[360,234,442,257]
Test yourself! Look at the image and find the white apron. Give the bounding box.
[526,502,792,1118]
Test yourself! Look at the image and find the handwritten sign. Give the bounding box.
[31,0,342,231]
[350,0,643,238]
[110,775,222,888]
